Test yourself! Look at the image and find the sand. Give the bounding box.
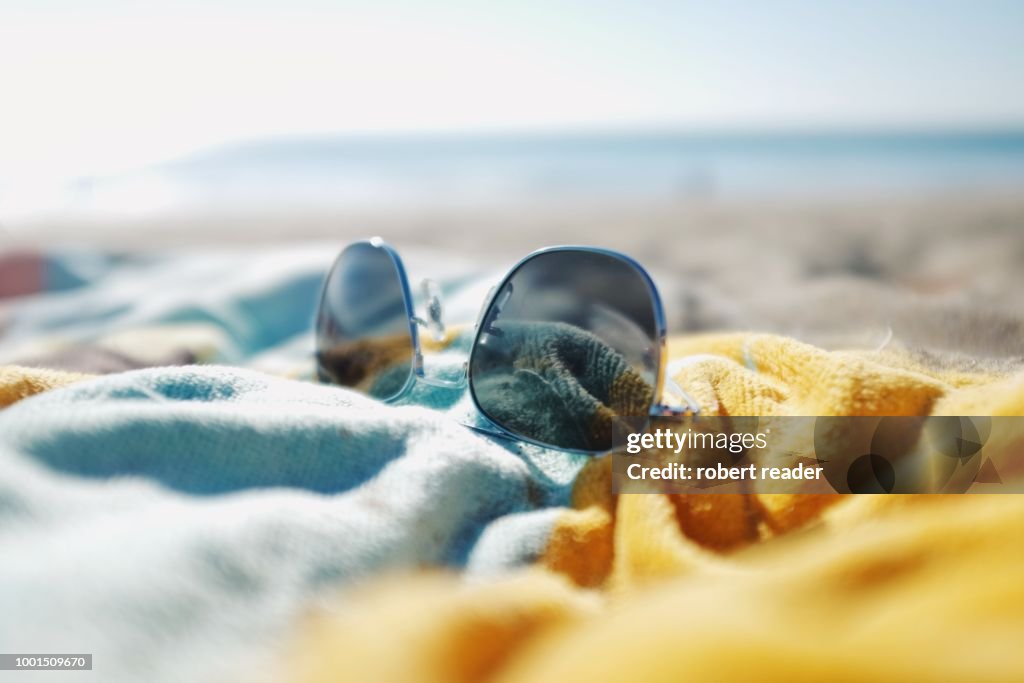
[3,188,1024,360]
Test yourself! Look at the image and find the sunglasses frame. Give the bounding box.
[316,237,694,454]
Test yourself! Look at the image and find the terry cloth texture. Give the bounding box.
[2,335,1023,682]
[1,245,1023,683]
[289,495,1024,683]
[0,363,587,683]
[285,333,1024,683]
[0,364,90,407]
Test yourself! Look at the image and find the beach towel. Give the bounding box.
[284,333,1024,683]
[288,493,1024,683]
[1,245,1023,683]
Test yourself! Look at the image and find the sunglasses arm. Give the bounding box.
[650,376,701,417]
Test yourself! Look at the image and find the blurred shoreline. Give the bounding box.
[4,128,1024,239]
[4,185,1022,255]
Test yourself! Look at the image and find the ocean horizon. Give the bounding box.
[5,129,1024,220]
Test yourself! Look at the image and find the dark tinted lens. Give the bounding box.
[316,242,414,400]
[469,250,660,452]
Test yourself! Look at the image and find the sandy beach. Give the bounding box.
[7,188,1024,358]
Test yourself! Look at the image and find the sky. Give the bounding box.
[1,0,1023,180]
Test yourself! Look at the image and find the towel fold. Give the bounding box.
[3,329,1023,683]
[285,332,1024,683]
[542,333,1024,588]
[289,494,1024,683]
[3,244,1023,683]
[0,362,583,683]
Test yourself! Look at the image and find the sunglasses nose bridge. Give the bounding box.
[412,277,473,389]
[413,278,446,342]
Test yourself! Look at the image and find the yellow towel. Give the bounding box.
[0,365,91,409]
[287,333,1024,683]
[289,496,1024,683]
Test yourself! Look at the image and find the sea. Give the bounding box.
[5,130,1024,220]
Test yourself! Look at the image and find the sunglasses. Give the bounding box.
[315,238,698,454]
